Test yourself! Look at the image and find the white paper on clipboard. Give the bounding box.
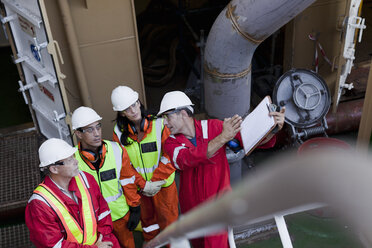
[240,96,276,155]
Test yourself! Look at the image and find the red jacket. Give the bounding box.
[25,172,120,248]
[164,119,276,214]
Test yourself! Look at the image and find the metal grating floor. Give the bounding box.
[0,130,40,212]
[0,130,41,247]
[0,223,35,248]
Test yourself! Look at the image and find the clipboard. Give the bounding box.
[240,96,276,155]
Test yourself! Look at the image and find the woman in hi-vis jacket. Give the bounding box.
[111,86,179,241]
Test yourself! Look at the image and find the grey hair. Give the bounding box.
[177,106,194,117]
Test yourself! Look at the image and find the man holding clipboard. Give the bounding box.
[158,91,285,248]
[240,95,286,155]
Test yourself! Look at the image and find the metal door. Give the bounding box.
[1,0,72,144]
[332,0,366,112]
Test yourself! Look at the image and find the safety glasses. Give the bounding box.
[53,156,76,166]
[162,109,180,120]
[78,123,102,134]
[121,101,139,114]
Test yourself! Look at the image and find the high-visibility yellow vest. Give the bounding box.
[75,140,129,221]
[117,118,175,187]
[34,172,97,245]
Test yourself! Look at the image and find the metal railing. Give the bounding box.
[145,150,372,248]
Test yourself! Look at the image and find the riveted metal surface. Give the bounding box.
[0,130,40,212]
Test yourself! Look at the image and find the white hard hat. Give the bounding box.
[71,106,102,130]
[157,91,194,116]
[111,86,139,111]
[39,138,77,168]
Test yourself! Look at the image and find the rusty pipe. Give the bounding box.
[326,99,363,135]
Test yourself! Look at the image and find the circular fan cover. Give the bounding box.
[272,69,331,128]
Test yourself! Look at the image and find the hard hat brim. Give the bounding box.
[112,92,139,112]
[157,104,194,116]
[39,146,77,168]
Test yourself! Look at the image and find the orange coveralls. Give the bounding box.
[113,120,179,241]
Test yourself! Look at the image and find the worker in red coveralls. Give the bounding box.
[157,91,285,248]
[25,138,120,248]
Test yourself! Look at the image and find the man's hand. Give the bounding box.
[269,107,286,131]
[221,115,242,143]
[207,115,242,158]
[142,180,166,197]
[95,234,113,248]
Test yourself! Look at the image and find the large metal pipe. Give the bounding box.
[204,0,316,118]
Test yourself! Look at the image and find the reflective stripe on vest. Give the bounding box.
[33,172,97,245]
[114,124,122,141]
[121,118,175,187]
[76,140,129,221]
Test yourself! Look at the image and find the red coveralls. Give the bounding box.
[113,120,179,241]
[25,172,120,248]
[164,119,276,248]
